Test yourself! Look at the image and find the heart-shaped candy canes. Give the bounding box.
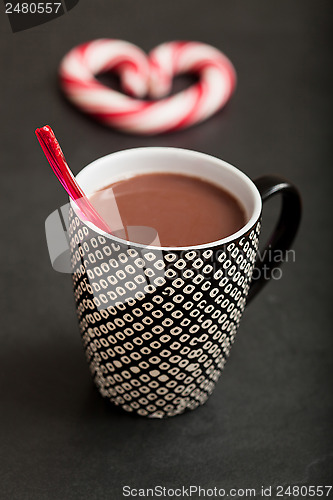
[59,39,236,135]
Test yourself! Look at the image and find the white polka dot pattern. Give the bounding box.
[68,207,261,418]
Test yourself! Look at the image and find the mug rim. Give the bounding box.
[72,147,262,251]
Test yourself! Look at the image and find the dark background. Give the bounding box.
[0,1,332,498]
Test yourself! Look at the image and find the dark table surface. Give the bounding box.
[1,1,332,499]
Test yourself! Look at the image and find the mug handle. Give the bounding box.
[247,175,302,303]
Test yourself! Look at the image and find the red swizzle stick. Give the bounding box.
[35,125,112,234]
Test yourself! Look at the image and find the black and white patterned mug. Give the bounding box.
[68,148,301,418]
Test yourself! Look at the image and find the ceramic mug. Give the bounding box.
[68,148,301,418]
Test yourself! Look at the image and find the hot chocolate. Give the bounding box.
[89,172,246,247]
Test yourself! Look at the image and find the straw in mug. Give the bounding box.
[35,125,112,234]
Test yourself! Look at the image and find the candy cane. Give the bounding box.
[59,39,236,135]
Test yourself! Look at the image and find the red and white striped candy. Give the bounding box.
[59,39,236,135]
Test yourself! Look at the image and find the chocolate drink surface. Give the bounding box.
[89,172,246,247]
